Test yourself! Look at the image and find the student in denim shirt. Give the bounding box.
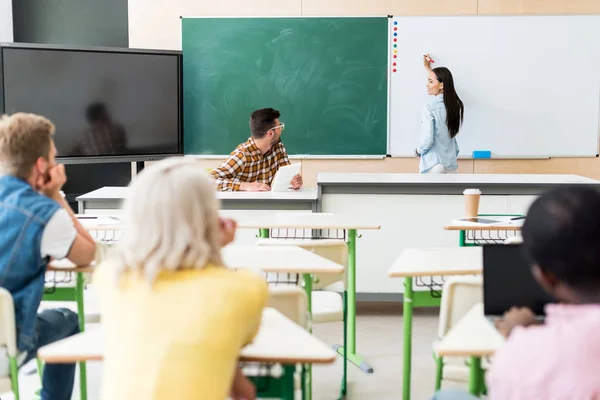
[0,113,96,400]
[416,54,464,174]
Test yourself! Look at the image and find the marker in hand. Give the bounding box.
[425,54,435,63]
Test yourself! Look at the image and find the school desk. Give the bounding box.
[76,186,319,214]
[51,245,344,400]
[444,216,521,247]
[37,308,337,400]
[318,173,600,296]
[235,213,380,376]
[387,247,483,400]
[436,303,504,396]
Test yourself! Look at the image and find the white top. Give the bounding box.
[40,209,76,259]
[317,173,600,185]
[222,245,344,274]
[38,308,337,364]
[77,186,318,201]
[436,303,505,357]
[388,247,482,278]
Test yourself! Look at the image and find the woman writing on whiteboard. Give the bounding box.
[415,54,464,174]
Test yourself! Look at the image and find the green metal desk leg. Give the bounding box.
[76,272,88,400]
[281,365,296,400]
[468,357,482,396]
[302,273,313,400]
[459,230,466,247]
[402,276,414,400]
[336,229,373,373]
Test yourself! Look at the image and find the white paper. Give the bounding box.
[271,164,301,192]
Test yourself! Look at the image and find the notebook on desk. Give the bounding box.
[483,244,555,318]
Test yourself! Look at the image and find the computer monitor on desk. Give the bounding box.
[483,244,556,317]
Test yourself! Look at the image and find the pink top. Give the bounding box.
[488,304,600,400]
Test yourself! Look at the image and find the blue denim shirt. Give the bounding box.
[417,95,460,173]
[0,175,60,351]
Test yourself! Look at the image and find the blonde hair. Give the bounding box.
[0,113,55,179]
[117,157,223,282]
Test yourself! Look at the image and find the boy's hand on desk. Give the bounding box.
[495,307,539,338]
[240,182,271,192]
[290,174,302,190]
[219,218,237,247]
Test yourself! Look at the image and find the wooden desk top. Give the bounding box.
[436,303,505,357]
[76,212,381,231]
[77,186,319,201]
[237,213,380,230]
[388,247,482,278]
[317,173,600,185]
[49,245,344,275]
[38,308,337,364]
[444,224,520,231]
[222,245,344,274]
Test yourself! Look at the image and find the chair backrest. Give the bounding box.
[438,276,483,338]
[0,288,18,357]
[255,238,347,290]
[267,286,308,329]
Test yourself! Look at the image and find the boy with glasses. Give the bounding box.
[210,108,302,191]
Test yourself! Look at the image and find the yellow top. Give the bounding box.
[93,263,268,400]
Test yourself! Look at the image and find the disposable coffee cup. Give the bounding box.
[463,188,481,218]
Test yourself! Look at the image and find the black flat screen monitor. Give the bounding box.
[483,244,556,317]
[0,43,182,163]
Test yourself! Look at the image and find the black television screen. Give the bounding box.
[0,44,182,162]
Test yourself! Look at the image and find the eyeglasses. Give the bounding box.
[269,122,285,132]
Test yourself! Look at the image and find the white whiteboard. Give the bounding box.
[0,0,13,42]
[388,16,600,157]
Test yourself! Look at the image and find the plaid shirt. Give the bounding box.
[210,137,290,191]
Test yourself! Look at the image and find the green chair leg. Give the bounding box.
[36,357,44,381]
[434,354,443,391]
[76,272,88,400]
[9,356,19,400]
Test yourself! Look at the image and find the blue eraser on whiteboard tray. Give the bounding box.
[472,150,491,159]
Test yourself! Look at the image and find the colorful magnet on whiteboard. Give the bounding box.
[394,44,397,48]
[393,38,397,42]
[394,50,397,54]
[472,150,491,159]
[393,33,397,36]
[394,21,397,25]
[393,55,397,58]
[393,62,396,66]
[394,27,397,31]
[393,69,397,73]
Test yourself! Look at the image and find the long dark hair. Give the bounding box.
[433,67,464,139]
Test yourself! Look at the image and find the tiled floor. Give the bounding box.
[5,307,469,400]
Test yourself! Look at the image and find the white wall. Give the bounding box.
[128,0,301,50]
[0,0,13,42]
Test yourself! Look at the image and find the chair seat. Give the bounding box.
[312,291,343,323]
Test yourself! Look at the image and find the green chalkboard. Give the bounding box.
[182,17,388,155]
